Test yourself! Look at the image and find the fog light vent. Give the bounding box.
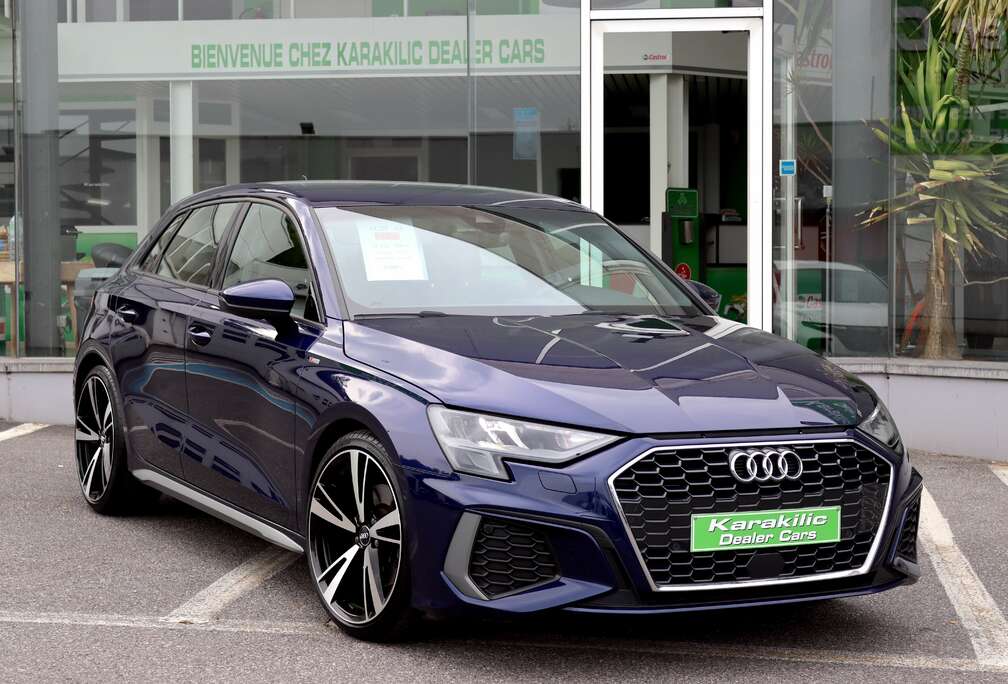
[896,495,920,565]
[468,518,558,598]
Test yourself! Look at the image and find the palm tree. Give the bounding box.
[865,40,1008,358]
[929,0,1008,62]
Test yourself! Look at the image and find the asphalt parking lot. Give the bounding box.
[1,424,1007,682]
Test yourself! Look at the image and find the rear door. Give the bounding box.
[182,200,323,527]
[109,202,241,477]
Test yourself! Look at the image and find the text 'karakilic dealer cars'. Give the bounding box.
[73,181,922,641]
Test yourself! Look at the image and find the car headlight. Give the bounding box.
[858,400,905,455]
[428,405,619,480]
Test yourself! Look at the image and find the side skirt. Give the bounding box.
[133,468,304,554]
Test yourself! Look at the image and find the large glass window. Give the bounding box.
[592,1,762,8]
[772,1,1008,363]
[772,0,893,357]
[128,1,179,21]
[887,4,1008,361]
[471,3,581,201]
[20,0,573,355]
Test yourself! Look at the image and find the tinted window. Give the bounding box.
[157,203,238,286]
[316,205,701,318]
[222,203,318,321]
[139,213,186,272]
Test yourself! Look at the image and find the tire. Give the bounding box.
[306,430,415,642]
[73,365,158,514]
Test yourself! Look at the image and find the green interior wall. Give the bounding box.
[704,266,747,320]
[75,232,138,263]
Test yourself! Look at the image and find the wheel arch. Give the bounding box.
[303,404,404,509]
[74,344,114,400]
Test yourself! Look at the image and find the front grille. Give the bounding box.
[611,441,892,588]
[468,518,559,598]
[896,495,920,564]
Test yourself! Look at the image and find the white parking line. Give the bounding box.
[992,465,1008,490]
[919,488,1008,668]
[0,609,1005,674]
[0,609,321,636]
[0,423,47,441]
[163,546,300,624]
[485,637,1008,675]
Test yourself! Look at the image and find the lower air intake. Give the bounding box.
[468,518,559,598]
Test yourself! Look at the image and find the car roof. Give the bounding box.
[176,180,588,211]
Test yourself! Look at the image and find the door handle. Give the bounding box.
[187,324,213,346]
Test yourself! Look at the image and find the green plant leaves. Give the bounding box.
[864,36,1008,259]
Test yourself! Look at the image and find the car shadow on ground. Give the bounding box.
[417,598,875,647]
[132,495,904,657]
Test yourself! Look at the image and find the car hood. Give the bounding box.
[342,314,877,434]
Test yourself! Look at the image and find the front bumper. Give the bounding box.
[405,431,922,618]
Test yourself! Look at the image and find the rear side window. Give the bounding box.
[157,202,239,286]
[139,213,186,272]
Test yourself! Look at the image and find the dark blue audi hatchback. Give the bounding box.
[74,181,922,641]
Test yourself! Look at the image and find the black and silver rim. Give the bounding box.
[308,448,402,625]
[75,375,114,503]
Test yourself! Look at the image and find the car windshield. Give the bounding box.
[314,204,702,318]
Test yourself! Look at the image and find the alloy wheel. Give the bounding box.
[75,375,115,503]
[308,448,402,625]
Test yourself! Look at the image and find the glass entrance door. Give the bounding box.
[589,17,765,326]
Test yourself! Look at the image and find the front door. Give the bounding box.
[182,200,323,529]
[589,17,765,327]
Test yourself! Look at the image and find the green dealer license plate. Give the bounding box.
[690,506,841,553]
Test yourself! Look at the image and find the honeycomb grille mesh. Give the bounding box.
[611,441,891,587]
[896,495,920,564]
[468,518,559,598]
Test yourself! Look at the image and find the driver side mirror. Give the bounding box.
[686,280,722,313]
[220,278,294,320]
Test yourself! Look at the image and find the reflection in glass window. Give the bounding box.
[317,205,700,318]
[772,0,892,357]
[86,0,117,22]
[128,0,179,21]
[592,0,762,7]
[471,4,581,201]
[183,0,274,20]
[59,110,137,226]
[223,204,316,320]
[158,203,238,285]
[140,213,186,272]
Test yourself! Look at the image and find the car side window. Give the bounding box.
[222,203,319,322]
[157,202,239,286]
[139,213,186,272]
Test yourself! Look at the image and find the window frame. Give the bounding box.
[213,198,327,325]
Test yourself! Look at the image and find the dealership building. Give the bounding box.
[0,1,1005,459]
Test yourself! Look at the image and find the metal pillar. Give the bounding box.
[20,1,62,356]
[170,81,195,203]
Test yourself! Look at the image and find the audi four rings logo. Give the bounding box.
[728,448,804,482]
